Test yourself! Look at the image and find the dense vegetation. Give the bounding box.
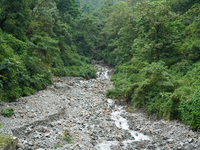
[0,0,96,102]
[75,0,200,129]
[1,0,200,129]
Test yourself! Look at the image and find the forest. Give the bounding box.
[1,0,200,129]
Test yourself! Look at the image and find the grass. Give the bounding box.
[53,132,74,149]
[0,123,16,149]
[0,134,13,148]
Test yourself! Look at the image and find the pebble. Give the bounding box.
[167,139,174,143]
[188,138,193,143]
[0,62,200,150]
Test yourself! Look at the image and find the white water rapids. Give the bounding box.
[95,65,150,150]
[96,99,150,150]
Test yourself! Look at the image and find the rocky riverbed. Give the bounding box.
[0,61,200,150]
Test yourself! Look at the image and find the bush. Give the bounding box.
[106,89,122,99]
[1,107,14,117]
[0,57,23,101]
[77,65,97,79]
[106,58,148,101]
[180,91,200,129]
[0,123,17,149]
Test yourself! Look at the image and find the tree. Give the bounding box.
[57,0,80,19]
[168,0,200,15]
[26,0,59,37]
[132,1,183,64]
[102,1,136,65]
[0,0,31,40]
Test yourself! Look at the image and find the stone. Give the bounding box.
[167,139,174,143]
[170,131,174,135]
[188,138,193,143]
[17,144,25,149]
[28,141,33,146]
[2,63,200,150]
[45,133,50,137]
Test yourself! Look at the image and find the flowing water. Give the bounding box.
[1,62,198,150]
[95,65,150,150]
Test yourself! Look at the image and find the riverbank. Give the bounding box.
[0,62,200,150]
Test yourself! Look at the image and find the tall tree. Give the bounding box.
[132,1,182,63]
[0,0,31,40]
[57,0,80,19]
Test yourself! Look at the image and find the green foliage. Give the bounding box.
[0,0,97,103]
[0,124,16,149]
[95,0,200,129]
[77,65,97,79]
[0,0,31,40]
[57,0,80,19]
[0,134,14,149]
[179,4,200,25]
[54,132,74,149]
[106,58,148,100]
[0,57,23,101]
[180,91,200,129]
[1,0,200,130]
[53,64,96,79]
[61,133,74,143]
[0,123,2,132]
[168,0,200,15]
[1,107,14,117]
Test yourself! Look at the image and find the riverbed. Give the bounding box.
[0,61,200,150]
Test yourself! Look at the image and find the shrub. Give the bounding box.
[180,91,200,129]
[131,62,176,116]
[53,132,74,149]
[77,65,96,79]
[1,107,14,117]
[0,123,17,149]
[106,89,122,99]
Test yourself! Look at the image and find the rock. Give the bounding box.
[169,131,173,134]
[130,137,135,140]
[167,139,174,143]
[45,133,50,137]
[17,144,25,149]
[14,114,20,118]
[188,138,193,143]
[2,63,200,150]
[54,83,65,89]
[57,121,62,125]
[163,136,169,140]
[28,141,33,146]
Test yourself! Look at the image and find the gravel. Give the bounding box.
[0,61,200,150]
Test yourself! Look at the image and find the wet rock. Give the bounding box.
[1,63,200,150]
[188,138,193,143]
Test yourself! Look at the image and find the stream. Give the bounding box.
[0,61,200,150]
[96,99,150,150]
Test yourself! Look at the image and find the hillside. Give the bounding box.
[1,0,200,130]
